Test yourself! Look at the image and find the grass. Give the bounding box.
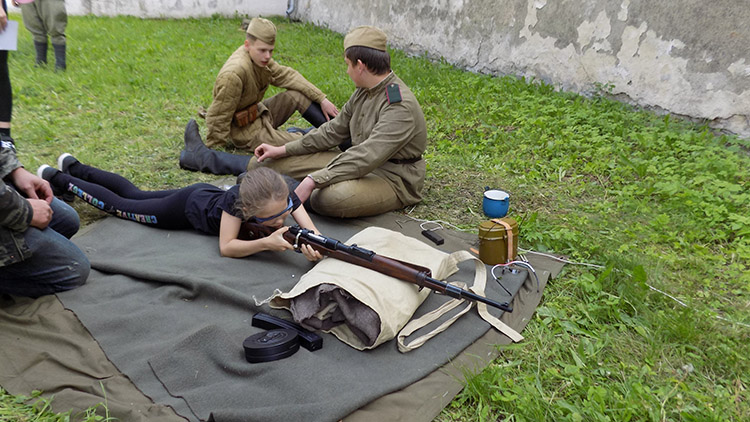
[4,13,749,421]
[0,387,113,421]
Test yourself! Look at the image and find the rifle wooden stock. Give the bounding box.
[239,222,513,312]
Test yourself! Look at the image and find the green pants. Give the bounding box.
[222,90,311,151]
[20,0,67,45]
[250,152,404,218]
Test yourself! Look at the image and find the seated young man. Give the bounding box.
[253,25,427,218]
[179,17,339,175]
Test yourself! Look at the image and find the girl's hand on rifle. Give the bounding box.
[265,226,295,252]
[266,228,321,261]
[299,243,323,262]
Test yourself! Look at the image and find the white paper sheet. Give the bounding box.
[0,21,19,51]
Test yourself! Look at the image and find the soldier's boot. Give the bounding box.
[301,102,329,128]
[287,102,328,134]
[34,41,48,66]
[179,119,250,176]
[53,44,66,71]
[286,127,313,135]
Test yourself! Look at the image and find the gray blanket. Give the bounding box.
[44,213,559,422]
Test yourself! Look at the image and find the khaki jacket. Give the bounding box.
[205,46,326,148]
[0,145,34,267]
[285,72,427,206]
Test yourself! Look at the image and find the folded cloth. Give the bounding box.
[290,283,381,347]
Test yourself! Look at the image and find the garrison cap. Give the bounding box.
[344,25,387,52]
[246,17,277,45]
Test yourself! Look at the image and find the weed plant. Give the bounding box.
[4,14,749,421]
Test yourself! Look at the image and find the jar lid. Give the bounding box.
[484,190,509,200]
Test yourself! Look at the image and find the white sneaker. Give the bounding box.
[57,153,78,173]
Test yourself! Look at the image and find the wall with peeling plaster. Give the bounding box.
[290,0,750,138]
[8,0,287,19]
[9,0,749,137]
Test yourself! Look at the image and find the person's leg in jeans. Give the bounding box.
[47,195,81,238]
[0,197,90,298]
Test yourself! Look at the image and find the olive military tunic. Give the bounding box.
[205,46,327,150]
[283,72,427,208]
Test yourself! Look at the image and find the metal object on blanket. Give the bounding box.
[240,222,513,312]
[243,329,300,363]
[478,218,518,265]
[420,221,444,245]
[252,312,323,351]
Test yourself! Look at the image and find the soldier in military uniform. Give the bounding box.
[0,138,89,297]
[254,25,427,218]
[179,17,339,175]
[15,0,69,70]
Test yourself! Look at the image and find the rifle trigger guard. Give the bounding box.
[293,231,303,250]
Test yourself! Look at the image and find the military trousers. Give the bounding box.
[250,152,404,218]
[20,0,67,46]
[226,90,312,151]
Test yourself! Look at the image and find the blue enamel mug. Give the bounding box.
[482,187,510,218]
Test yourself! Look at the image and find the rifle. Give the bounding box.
[240,222,513,312]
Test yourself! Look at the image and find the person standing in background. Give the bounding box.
[13,0,67,70]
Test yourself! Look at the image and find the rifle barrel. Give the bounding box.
[276,225,513,312]
[438,279,513,312]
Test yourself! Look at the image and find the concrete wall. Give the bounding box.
[291,0,750,138]
[10,0,749,138]
[9,0,287,18]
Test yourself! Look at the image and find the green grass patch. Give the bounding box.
[0,387,113,421]
[6,13,749,422]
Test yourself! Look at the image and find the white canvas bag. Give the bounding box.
[266,227,522,351]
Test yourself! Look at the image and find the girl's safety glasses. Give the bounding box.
[254,197,293,223]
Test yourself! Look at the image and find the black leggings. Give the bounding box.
[50,162,213,230]
[1,1,11,123]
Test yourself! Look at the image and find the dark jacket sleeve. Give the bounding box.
[0,147,33,232]
[1,146,34,267]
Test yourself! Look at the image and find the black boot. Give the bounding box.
[53,44,66,71]
[179,119,250,176]
[301,102,328,128]
[33,41,48,66]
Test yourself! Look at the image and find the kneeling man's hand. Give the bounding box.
[28,199,53,229]
[254,143,286,162]
[294,176,316,203]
